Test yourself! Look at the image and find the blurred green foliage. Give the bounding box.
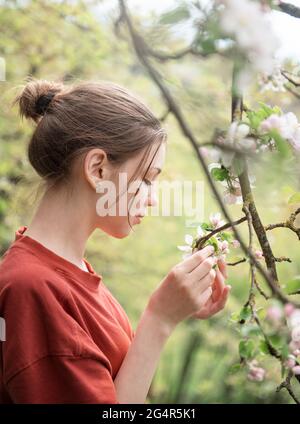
[1,0,300,403]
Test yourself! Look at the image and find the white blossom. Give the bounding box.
[221,122,256,168]
[259,65,286,93]
[177,233,194,259]
[259,112,300,152]
[209,212,225,228]
[217,0,279,75]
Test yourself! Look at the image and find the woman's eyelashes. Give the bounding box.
[143,178,153,186]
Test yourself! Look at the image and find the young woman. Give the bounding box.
[0,79,231,404]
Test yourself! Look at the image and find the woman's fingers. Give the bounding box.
[199,286,213,305]
[210,286,231,314]
[193,284,231,319]
[217,257,227,279]
[190,256,216,282]
[211,268,225,302]
[180,246,215,273]
[191,268,216,296]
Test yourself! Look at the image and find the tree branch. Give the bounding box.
[278,2,300,19]
[117,0,300,309]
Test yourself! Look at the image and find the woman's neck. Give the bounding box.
[25,186,95,272]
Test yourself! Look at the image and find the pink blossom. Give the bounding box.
[259,112,300,152]
[266,305,283,324]
[259,114,282,133]
[218,240,230,255]
[232,239,240,248]
[292,365,300,375]
[289,340,300,353]
[289,309,300,328]
[284,355,296,369]
[209,212,225,229]
[254,250,263,260]
[284,303,295,318]
[224,192,240,204]
[198,146,209,158]
[223,183,243,205]
[247,360,266,382]
[234,189,242,197]
[291,326,300,343]
[289,128,300,151]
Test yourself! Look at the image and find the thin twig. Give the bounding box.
[195,216,247,249]
[277,370,300,404]
[281,69,300,87]
[274,256,292,263]
[227,258,247,266]
[265,208,300,241]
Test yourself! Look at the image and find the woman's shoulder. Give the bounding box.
[0,241,68,299]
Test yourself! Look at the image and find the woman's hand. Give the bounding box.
[147,245,218,332]
[191,257,231,320]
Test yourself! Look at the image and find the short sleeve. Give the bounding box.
[6,355,119,404]
[0,267,118,403]
[0,270,81,380]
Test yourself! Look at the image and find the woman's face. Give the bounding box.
[92,142,166,238]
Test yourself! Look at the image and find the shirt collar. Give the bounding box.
[13,226,103,291]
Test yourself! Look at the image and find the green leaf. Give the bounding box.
[210,167,229,181]
[241,324,261,337]
[199,37,216,55]
[269,334,282,349]
[201,222,213,231]
[259,339,269,355]
[284,276,300,295]
[228,363,242,374]
[279,343,289,359]
[246,103,281,131]
[239,339,255,359]
[207,236,219,252]
[256,308,267,321]
[258,101,282,117]
[246,111,262,130]
[239,305,252,322]
[230,311,240,323]
[281,363,287,379]
[159,5,190,25]
[218,231,234,242]
[270,129,290,158]
[288,192,300,204]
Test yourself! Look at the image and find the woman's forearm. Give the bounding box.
[113,306,175,404]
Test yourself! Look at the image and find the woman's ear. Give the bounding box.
[83,148,108,190]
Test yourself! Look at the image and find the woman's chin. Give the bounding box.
[98,225,133,239]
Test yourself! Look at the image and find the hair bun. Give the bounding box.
[15,79,64,123]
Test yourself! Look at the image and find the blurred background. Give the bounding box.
[1,0,300,403]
